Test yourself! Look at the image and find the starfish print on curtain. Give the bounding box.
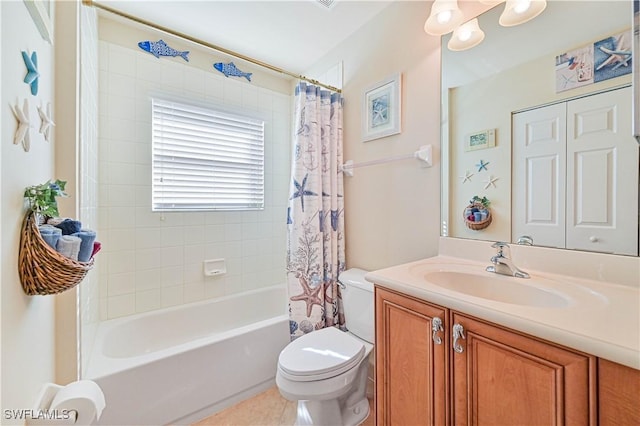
[286,82,345,340]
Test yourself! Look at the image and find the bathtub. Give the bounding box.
[86,285,290,425]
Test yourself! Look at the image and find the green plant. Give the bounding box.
[470,195,490,208]
[24,179,67,217]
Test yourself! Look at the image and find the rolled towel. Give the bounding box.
[56,235,82,261]
[47,217,67,226]
[55,219,82,235]
[91,241,102,259]
[38,225,62,249]
[72,229,97,262]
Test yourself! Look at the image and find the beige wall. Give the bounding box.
[305,1,443,271]
[1,0,57,416]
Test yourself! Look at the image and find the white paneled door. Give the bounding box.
[512,87,638,255]
[566,87,638,255]
[512,103,567,249]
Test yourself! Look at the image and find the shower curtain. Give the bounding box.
[286,82,345,340]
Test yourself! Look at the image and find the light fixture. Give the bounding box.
[478,0,503,4]
[447,18,485,51]
[424,0,465,36]
[499,0,547,27]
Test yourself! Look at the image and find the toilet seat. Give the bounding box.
[278,327,365,382]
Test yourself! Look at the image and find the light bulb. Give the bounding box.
[458,28,472,41]
[514,0,531,14]
[437,10,452,24]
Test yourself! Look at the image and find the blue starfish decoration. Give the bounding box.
[22,51,39,96]
[476,160,489,172]
[290,174,317,212]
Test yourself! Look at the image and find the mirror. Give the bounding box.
[441,1,639,256]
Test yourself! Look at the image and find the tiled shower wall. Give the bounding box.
[97,40,291,320]
[79,5,100,375]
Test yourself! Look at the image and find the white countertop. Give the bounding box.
[366,255,640,370]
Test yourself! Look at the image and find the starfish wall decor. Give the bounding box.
[11,98,31,152]
[22,51,40,96]
[37,102,55,142]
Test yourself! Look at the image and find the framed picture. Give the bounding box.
[362,73,402,142]
[464,128,496,151]
[24,0,53,44]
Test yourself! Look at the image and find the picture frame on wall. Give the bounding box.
[361,73,402,142]
[24,0,53,44]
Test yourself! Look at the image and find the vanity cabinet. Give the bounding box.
[375,288,447,425]
[598,358,640,425]
[450,312,594,425]
[375,287,598,425]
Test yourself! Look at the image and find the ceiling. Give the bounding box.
[96,0,395,75]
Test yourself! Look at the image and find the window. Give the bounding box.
[152,98,265,211]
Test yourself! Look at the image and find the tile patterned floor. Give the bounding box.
[192,387,374,426]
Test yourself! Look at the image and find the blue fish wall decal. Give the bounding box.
[213,62,252,82]
[138,39,189,62]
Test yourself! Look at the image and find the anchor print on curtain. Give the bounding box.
[286,82,345,340]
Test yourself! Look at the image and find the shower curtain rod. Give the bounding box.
[82,0,342,94]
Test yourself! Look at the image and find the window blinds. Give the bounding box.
[152,98,265,211]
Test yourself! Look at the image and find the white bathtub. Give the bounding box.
[86,285,290,425]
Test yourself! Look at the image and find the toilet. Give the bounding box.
[276,268,374,426]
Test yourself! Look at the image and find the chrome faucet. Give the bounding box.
[486,242,530,279]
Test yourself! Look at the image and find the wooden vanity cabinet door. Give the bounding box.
[598,358,640,425]
[450,312,596,426]
[375,288,447,426]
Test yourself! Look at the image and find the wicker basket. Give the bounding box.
[463,203,492,231]
[18,211,94,295]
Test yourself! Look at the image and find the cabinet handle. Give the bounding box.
[432,317,444,345]
[452,323,466,353]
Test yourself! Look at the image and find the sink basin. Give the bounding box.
[424,271,570,308]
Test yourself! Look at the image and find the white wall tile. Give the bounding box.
[184,283,205,303]
[161,286,184,307]
[135,268,162,291]
[161,226,184,247]
[183,262,203,285]
[108,250,136,274]
[108,272,136,296]
[183,244,205,263]
[107,294,136,319]
[136,56,162,84]
[161,266,183,288]
[108,206,136,229]
[161,246,184,267]
[135,227,162,249]
[109,45,137,76]
[98,40,291,317]
[204,279,226,299]
[136,289,162,313]
[136,248,163,271]
[205,76,223,99]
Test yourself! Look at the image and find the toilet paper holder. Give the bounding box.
[26,381,105,425]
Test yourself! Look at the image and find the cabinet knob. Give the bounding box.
[589,236,599,242]
[432,317,444,345]
[453,323,466,353]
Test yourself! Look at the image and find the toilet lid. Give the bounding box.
[278,327,365,381]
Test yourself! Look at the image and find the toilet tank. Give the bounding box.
[339,268,374,344]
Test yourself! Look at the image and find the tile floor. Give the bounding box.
[193,387,375,426]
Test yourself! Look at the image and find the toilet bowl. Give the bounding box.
[276,269,373,426]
